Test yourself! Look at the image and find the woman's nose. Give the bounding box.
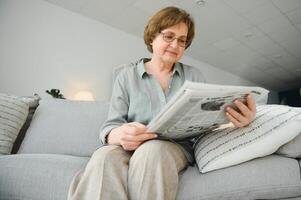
[170,39,180,48]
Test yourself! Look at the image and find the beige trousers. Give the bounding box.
[67,140,188,200]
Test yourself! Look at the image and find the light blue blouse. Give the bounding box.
[99,58,205,164]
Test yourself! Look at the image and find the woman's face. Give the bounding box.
[151,22,188,64]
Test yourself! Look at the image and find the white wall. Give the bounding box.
[0,0,260,101]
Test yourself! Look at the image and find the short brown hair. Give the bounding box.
[144,7,195,53]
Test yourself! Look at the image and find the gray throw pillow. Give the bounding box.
[11,94,41,154]
[0,93,29,155]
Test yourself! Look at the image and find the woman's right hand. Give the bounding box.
[107,122,157,151]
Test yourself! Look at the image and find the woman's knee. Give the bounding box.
[89,145,128,167]
[129,140,188,177]
[131,140,183,163]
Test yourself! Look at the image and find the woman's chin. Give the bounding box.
[161,55,178,64]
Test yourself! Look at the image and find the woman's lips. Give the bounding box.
[165,50,177,56]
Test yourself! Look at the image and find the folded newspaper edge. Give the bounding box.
[147,81,269,140]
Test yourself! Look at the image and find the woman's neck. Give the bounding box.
[145,58,174,75]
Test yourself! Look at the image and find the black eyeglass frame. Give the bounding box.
[160,32,188,48]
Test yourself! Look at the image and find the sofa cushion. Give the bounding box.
[18,99,109,156]
[195,105,301,173]
[177,155,301,200]
[0,154,89,200]
[0,93,29,155]
[276,132,301,158]
[2,155,300,200]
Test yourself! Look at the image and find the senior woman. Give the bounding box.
[68,6,256,200]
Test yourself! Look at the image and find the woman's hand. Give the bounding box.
[225,94,256,128]
[107,122,157,151]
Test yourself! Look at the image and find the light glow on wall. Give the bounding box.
[73,91,95,101]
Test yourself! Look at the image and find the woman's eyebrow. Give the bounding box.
[162,31,187,37]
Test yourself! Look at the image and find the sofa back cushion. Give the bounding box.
[276,131,301,158]
[17,99,109,157]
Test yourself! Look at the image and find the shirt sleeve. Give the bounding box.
[191,66,206,83]
[99,70,129,144]
[183,63,206,83]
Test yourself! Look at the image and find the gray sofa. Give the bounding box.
[1,98,301,200]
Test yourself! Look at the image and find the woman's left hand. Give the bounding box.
[225,94,256,128]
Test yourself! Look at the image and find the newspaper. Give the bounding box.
[147,81,269,140]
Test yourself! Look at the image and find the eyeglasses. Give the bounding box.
[160,32,187,47]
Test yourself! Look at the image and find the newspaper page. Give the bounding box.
[147,81,269,140]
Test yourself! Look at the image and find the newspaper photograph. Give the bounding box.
[147,81,269,140]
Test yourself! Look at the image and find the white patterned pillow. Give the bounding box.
[0,93,29,155]
[194,105,301,173]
